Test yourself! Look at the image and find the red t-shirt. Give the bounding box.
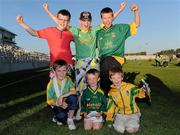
[37,27,74,66]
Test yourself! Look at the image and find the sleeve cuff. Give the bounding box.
[130,22,137,36]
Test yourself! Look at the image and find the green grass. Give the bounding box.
[0,60,180,135]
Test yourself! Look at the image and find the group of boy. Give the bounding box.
[16,1,150,134]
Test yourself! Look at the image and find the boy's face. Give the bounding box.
[57,14,70,31]
[87,73,100,88]
[110,73,123,88]
[79,19,91,30]
[101,12,113,28]
[55,65,67,81]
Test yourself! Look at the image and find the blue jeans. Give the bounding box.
[52,95,78,124]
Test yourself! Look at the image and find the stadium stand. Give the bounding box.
[0,26,49,73]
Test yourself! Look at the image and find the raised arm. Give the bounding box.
[43,3,60,26]
[131,4,140,27]
[16,15,38,37]
[113,1,127,20]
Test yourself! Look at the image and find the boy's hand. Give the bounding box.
[56,96,63,106]
[43,3,49,11]
[49,70,55,78]
[119,2,126,11]
[61,101,68,109]
[16,15,24,24]
[131,4,138,12]
[84,112,88,118]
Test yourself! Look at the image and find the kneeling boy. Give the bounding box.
[46,59,78,130]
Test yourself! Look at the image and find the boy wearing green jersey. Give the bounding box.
[97,4,140,95]
[46,59,78,130]
[81,69,107,130]
[42,2,126,120]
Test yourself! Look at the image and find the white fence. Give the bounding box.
[125,55,155,60]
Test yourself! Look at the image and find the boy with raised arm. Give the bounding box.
[97,4,140,95]
[16,9,73,66]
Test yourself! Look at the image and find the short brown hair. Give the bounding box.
[57,9,71,21]
[86,68,100,77]
[100,7,113,18]
[53,59,67,70]
[109,67,124,78]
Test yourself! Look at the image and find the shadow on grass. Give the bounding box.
[0,68,49,104]
[0,67,50,130]
[143,74,180,106]
[0,67,48,86]
[0,94,46,121]
[145,73,173,95]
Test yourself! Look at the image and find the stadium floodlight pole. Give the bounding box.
[141,79,151,103]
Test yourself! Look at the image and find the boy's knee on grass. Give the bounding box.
[114,125,125,133]
[93,122,102,130]
[84,119,93,130]
[126,127,139,133]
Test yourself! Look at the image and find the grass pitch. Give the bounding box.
[0,60,179,135]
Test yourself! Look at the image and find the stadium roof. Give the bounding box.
[0,26,17,36]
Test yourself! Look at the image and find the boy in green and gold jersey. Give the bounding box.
[106,67,150,134]
[97,4,140,95]
[81,69,107,130]
[46,59,78,130]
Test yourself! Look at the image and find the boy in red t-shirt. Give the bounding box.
[16,9,74,66]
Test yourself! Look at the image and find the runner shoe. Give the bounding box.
[52,116,63,126]
[67,118,76,130]
[52,116,57,123]
[57,121,63,126]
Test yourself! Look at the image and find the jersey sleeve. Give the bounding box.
[130,22,137,36]
[68,25,78,36]
[130,86,146,98]
[93,24,104,32]
[106,93,116,124]
[37,27,51,39]
[119,24,131,40]
[46,80,56,105]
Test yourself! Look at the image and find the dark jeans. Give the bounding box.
[52,94,78,124]
[100,56,122,96]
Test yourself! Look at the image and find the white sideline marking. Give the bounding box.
[0,72,47,89]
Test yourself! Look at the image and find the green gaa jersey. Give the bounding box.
[46,76,75,105]
[69,25,103,60]
[81,86,107,113]
[97,23,137,59]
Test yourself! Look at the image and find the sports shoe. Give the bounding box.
[57,121,63,126]
[52,116,57,123]
[52,116,63,125]
[67,118,76,130]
